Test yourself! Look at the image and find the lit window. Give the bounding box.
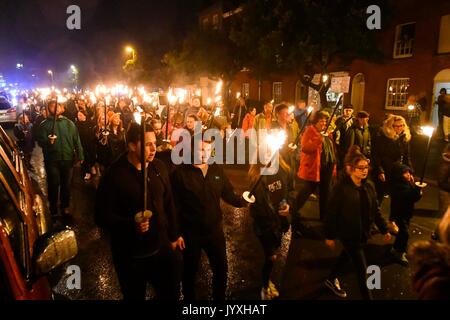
[273,82,282,104]
[393,22,415,58]
[385,78,410,109]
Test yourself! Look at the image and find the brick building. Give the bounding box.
[200,0,450,124]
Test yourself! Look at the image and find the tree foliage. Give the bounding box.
[231,0,390,107]
[164,28,242,83]
[164,0,391,108]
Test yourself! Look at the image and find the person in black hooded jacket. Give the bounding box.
[389,163,422,265]
[324,146,391,300]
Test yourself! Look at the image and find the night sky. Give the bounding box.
[0,0,215,85]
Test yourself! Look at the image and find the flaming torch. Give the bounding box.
[133,106,153,226]
[416,125,435,188]
[243,130,287,203]
[103,95,110,137]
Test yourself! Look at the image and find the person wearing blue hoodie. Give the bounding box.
[389,163,423,265]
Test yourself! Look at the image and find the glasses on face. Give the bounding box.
[354,166,369,171]
[393,124,405,128]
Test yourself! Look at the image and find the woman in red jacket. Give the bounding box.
[293,111,336,237]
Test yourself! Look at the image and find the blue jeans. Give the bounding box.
[45,160,74,217]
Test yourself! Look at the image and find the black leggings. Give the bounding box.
[328,242,373,300]
[293,168,333,224]
[392,217,410,253]
[182,230,228,300]
[258,232,281,289]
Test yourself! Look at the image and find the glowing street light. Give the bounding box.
[47,70,54,86]
[125,46,136,60]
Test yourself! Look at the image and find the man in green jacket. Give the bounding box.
[37,99,84,221]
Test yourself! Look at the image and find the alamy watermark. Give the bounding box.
[66,264,81,290]
[367,265,381,290]
[66,5,81,30]
[170,122,283,176]
[366,5,381,30]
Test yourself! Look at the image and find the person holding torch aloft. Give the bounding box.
[95,123,184,300]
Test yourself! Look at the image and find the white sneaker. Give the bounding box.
[268,280,279,298]
[324,278,347,298]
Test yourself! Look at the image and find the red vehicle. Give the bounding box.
[0,125,77,300]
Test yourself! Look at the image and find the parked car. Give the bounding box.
[0,125,78,300]
[0,96,17,124]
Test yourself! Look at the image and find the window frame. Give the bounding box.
[272,82,283,104]
[385,78,410,110]
[242,82,250,98]
[393,22,416,59]
[438,15,450,54]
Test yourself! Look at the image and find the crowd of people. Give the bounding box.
[9,90,450,301]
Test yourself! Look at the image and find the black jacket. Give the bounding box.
[389,164,422,220]
[95,155,180,257]
[96,129,127,167]
[325,174,388,243]
[346,124,372,158]
[76,120,97,164]
[171,164,245,236]
[373,129,412,178]
[250,168,291,238]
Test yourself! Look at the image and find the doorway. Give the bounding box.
[351,73,365,112]
[432,69,450,127]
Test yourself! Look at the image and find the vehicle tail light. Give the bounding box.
[6,107,16,113]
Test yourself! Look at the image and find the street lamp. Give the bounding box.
[125,46,136,59]
[47,70,54,86]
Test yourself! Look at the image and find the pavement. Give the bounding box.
[4,125,446,300]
